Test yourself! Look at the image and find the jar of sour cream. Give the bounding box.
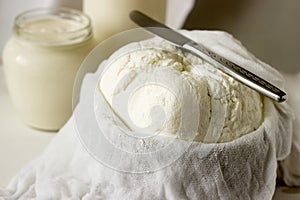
[3,7,94,131]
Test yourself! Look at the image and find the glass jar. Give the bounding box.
[3,7,95,131]
[83,0,166,43]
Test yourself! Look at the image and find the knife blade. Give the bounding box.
[130,10,286,102]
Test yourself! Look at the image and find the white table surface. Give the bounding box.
[0,66,299,199]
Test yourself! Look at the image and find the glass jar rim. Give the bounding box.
[14,7,92,46]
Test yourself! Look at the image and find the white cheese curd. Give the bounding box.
[99,40,263,143]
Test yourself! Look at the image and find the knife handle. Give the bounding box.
[183,41,286,102]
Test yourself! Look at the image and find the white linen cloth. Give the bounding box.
[279,73,300,186]
[0,30,299,200]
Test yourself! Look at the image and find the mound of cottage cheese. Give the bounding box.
[99,40,263,143]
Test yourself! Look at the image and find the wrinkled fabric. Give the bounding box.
[279,72,300,186]
[0,30,298,200]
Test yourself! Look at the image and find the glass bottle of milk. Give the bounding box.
[3,7,95,131]
[83,0,166,43]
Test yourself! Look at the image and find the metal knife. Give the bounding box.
[130,10,286,102]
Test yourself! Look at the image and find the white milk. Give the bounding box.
[83,0,166,43]
[3,8,94,131]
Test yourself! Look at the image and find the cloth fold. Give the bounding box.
[0,30,299,200]
[279,73,300,186]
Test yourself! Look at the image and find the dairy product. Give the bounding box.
[3,8,94,131]
[99,40,263,143]
[83,0,166,44]
[19,18,87,44]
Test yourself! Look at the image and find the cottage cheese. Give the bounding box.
[99,40,263,143]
